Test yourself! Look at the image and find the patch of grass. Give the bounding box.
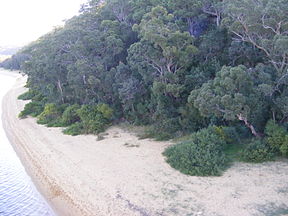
[138,125,172,141]
[118,122,146,135]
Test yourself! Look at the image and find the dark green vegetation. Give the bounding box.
[164,127,228,176]
[8,0,288,176]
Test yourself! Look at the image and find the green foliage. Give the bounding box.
[37,103,61,125]
[163,127,228,176]
[147,118,182,140]
[265,120,288,156]
[76,104,113,134]
[140,125,173,141]
[61,104,81,126]
[18,101,44,118]
[280,137,288,157]
[190,65,268,137]
[10,0,288,163]
[63,122,84,136]
[17,89,38,100]
[240,139,275,163]
[214,126,240,145]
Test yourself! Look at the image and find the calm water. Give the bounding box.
[0,72,55,216]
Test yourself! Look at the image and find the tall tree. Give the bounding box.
[189,65,268,136]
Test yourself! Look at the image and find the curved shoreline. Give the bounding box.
[2,70,288,216]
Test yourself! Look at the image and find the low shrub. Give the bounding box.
[214,126,240,145]
[37,103,61,125]
[265,120,288,156]
[63,122,83,136]
[280,136,288,157]
[18,101,44,118]
[17,89,38,100]
[61,104,81,126]
[77,104,113,134]
[163,127,228,176]
[240,139,275,163]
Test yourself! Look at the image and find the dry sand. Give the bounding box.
[1,70,288,216]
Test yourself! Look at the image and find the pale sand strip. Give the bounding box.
[2,71,288,216]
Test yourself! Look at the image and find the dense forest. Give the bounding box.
[2,0,288,175]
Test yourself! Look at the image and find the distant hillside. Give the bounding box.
[0,46,21,55]
[0,55,10,62]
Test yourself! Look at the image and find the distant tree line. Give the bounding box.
[7,0,288,175]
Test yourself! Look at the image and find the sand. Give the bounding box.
[1,69,288,216]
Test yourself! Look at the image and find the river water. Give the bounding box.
[0,72,55,216]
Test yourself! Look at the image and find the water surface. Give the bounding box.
[0,72,55,216]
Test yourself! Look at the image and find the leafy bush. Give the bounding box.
[240,139,275,163]
[280,135,288,157]
[18,101,44,118]
[18,89,38,100]
[265,120,287,156]
[63,122,84,136]
[61,104,81,126]
[37,103,61,125]
[76,104,113,134]
[163,127,228,176]
[214,126,240,145]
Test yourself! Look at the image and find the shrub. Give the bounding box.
[63,122,84,136]
[240,139,275,163]
[37,103,61,125]
[18,89,38,100]
[265,120,287,155]
[280,135,288,156]
[18,101,44,118]
[61,104,81,126]
[77,104,113,134]
[163,127,228,176]
[214,126,240,145]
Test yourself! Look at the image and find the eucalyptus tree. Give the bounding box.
[127,6,198,130]
[223,0,288,77]
[166,0,205,36]
[223,0,288,122]
[189,65,268,137]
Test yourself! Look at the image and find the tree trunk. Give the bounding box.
[187,18,196,37]
[237,114,260,137]
[57,79,65,104]
[216,13,221,27]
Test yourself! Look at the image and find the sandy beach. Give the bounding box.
[1,70,288,216]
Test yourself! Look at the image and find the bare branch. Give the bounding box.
[262,15,278,34]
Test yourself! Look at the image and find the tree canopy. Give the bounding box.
[4,0,288,164]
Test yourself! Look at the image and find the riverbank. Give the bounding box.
[2,70,288,216]
[0,69,55,216]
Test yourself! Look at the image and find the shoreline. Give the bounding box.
[1,69,288,216]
